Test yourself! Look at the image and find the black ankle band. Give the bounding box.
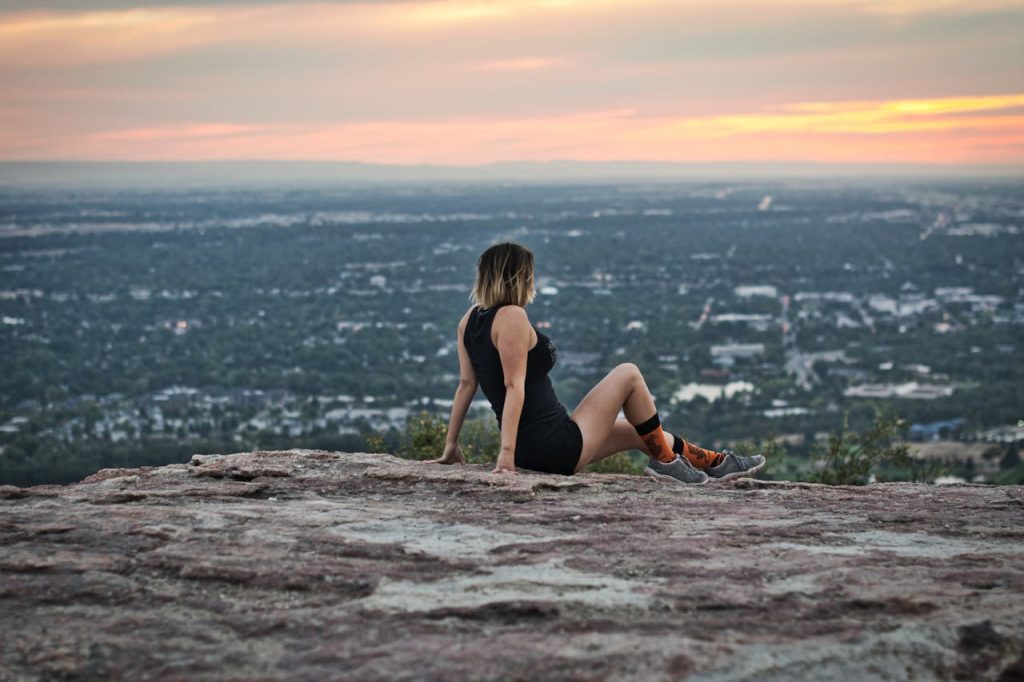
[633,413,660,436]
[672,434,684,455]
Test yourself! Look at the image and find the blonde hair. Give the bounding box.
[470,242,536,309]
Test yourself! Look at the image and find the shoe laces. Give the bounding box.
[720,449,751,467]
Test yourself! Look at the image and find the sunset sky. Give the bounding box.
[1,0,1023,167]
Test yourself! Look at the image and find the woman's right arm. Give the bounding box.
[426,309,476,465]
[492,306,531,473]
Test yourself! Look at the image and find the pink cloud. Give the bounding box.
[467,57,566,72]
[8,93,1022,164]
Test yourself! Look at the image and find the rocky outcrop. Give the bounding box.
[1,450,1023,681]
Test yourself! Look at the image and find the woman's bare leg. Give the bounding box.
[572,419,669,473]
[570,363,675,472]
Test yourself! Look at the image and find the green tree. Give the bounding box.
[1000,444,1020,471]
[582,451,644,475]
[732,438,792,480]
[808,413,914,486]
[395,412,448,461]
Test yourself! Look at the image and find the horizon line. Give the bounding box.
[1,158,1021,189]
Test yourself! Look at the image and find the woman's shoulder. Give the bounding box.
[492,304,529,326]
[458,305,477,331]
[492,306,534,346]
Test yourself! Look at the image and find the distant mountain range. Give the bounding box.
[1,160,1020,188]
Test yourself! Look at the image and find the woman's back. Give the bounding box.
[463,304,566,431]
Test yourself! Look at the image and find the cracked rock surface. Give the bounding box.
[2,450,1023,681]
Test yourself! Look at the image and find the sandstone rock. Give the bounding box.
[1,450,1022,681]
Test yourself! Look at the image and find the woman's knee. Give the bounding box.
[614,362,641,380]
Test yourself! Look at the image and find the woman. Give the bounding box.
[427,242,764,484]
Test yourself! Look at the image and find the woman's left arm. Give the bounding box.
[425,312,476,465]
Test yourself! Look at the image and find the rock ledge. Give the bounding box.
[2,450,1023,681]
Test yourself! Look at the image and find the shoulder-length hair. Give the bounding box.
[470,242,536,309]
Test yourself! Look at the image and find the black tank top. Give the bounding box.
[463,305,566,429]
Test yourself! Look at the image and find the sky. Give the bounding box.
[1,0,1023,167]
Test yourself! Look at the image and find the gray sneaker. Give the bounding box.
[645,455,709,485]
[705,450,765,481]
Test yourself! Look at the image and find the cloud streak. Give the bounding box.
[667,94,1024,136]
[7,94,1021,164]
[467,58,566,72]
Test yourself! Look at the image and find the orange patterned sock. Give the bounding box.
[672,434,725,469]
[634,413,675,463]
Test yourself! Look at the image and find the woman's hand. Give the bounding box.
[424,443,466,465]
[491,454,516,474]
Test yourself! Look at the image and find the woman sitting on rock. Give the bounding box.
[427,241,765,484]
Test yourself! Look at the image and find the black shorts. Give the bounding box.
[514,415,583,476]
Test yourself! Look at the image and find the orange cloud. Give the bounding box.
[0,9,223,65]
[93,123,267,142]
[9,93,1022,164]
[653,94,1024,138]
[468,57,566,72]
[0,4,393,66]
[383,0,629,27]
